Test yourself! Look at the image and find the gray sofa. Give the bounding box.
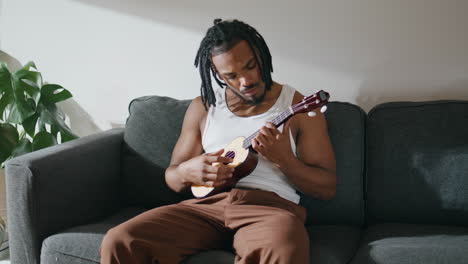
[5,96,468,264]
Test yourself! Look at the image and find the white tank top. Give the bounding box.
[201,84,300,203]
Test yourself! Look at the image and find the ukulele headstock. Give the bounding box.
[292,90,330,115]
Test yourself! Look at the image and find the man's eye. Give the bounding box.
[247,63,257,70]
[226,76,236,80]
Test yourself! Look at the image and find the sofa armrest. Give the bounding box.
[5,128,124,264]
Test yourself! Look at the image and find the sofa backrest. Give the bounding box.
[120,96,192,208]
[121,95,367,226]
[300,102,366,226]
[366,100,468,226]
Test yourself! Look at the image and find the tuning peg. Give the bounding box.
[308,111,317,117]
[320,105,327,113]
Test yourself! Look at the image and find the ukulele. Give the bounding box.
[191,90,330,198]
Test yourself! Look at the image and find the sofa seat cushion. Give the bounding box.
[41,207,146,264]
[307,225,362,264]
[350,223,468,264]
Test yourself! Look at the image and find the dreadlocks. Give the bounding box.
[194,18,273,111]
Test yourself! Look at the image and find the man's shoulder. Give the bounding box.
[185,96,208,123]
[289,89,327,134]
[191,96,204,106]
[291,90,304,105]
[189,96,207,111]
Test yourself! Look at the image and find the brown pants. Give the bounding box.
[100,188,309,264]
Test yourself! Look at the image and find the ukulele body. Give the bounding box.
[191,136,259,198]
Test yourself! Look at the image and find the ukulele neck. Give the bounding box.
[242,107,294,149]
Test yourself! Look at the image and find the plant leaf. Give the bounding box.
[32,131,57,151]
[37,104,54,124]
[0,123,19,164]
[0,93,13,121]
[6,70,36,124]
[14,69,41,98]
[6,98,35,124]
[40,84,72,105]
[11,138,32,158]
[22,61,37,71]
[0,63,14,120]
[60,130,78,142]
[39,104,78,142]
[50,123,59,139]
[0,63,12,94]
[20,62,43,98]
[22,112,39,137]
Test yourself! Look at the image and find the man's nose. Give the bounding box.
[239,75,254,88]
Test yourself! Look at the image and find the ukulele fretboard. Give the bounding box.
[242,107,294,149]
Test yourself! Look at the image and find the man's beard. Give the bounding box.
[227,84,266,105]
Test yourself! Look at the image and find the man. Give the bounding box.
[100,18,336,264]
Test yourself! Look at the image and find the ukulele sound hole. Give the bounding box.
[224,151,236,165]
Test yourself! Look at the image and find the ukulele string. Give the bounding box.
[241,108,293,149]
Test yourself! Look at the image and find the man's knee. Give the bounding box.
[265,214,309,261]
[235,214,309,263]
[101,226,129,253]
[273,214,308,242]
[100,224,154,264]
[101,219,148,252]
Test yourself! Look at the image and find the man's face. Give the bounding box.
[211,40,266,105]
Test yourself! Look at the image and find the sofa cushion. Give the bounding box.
[121,96,192,208]
[366,100,468,225]
[350,223,468,264]
[300,102,366,226]
[307,225,362,264]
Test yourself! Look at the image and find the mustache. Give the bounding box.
[240,84,258,93]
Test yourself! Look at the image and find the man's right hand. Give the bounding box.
[177,149,235,187]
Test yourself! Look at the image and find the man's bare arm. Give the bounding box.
[252,91,336,200]
[165,97,205,192]
[278,92,337,200]
[165,97,233,193]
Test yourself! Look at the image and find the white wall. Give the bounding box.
[1,0,468,136]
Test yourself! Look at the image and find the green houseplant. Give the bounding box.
[0,60,79,260]
[0,61,78,168]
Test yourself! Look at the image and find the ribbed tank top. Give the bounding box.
[201,84,300,203]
